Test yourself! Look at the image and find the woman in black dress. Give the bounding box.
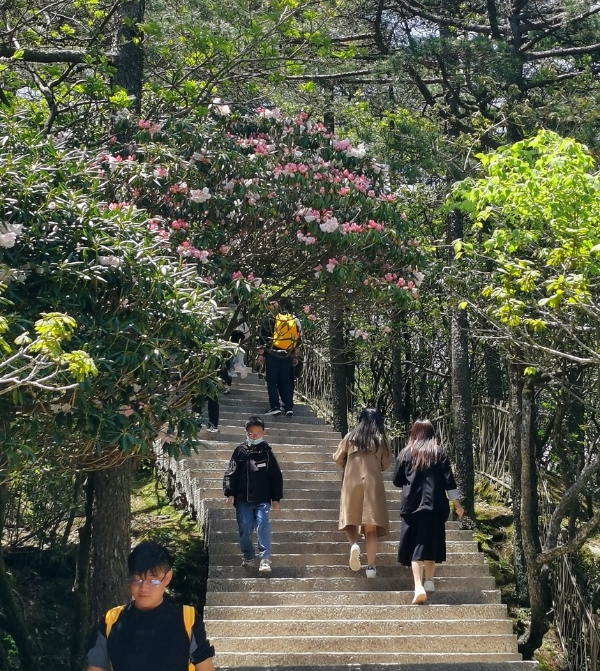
[393,419,464,604]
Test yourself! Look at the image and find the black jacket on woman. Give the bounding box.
[393,451,459,519]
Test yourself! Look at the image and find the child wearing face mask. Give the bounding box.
[223,416,283,574]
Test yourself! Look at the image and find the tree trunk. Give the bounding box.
[446,209,474,518]
[89,462,132,626]
[508,361,529,603]
[483,343,504,400]
[328,286,348,437]
[0,479,37,671]
[70,474,94,671]
[111,1,146,114]
[518,377,550,657]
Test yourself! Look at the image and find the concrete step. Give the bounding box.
[206,617,513,637]
[210,551,485,567]
[215,663,538,671]
[207,576,497,592]
[205,590,502,606]
[208,540,480,555]
[211,633,517,654]
[204,602,510,621]
[198,487,402,500]
[212,652,523,666]
[208,564,490,579]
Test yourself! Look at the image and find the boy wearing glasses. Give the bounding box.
[223,416,283,573]
[86,541,215,671]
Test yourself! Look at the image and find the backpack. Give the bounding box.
[105,603,195,671]
[272,313,299,351]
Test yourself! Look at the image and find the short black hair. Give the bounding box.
[230,330,245,343]
[278,297,293,312]
[245,416,265,430]
[128,541,171,575]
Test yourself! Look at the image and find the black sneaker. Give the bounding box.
[264,407,281,416]
[285,410,293,417]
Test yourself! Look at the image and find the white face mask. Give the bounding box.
[246,437,264,446]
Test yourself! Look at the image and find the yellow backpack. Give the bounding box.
[273,313,299,351]
[105,604,195,671]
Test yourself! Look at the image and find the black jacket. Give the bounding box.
[223,440,284,505]
[393,450,459,519]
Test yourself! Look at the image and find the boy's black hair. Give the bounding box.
[278,297,293,312]
[245,415,265,430]
[128,540,172,575]
[230,330,245,343]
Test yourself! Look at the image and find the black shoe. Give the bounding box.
[264,407,281,416]
[285,410,293,417]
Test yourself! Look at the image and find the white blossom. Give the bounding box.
[98,256,122,267]
[190,187,211,203]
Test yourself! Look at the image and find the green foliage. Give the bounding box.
[451,130,600,332]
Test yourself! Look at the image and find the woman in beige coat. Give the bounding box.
[333,408,391,578]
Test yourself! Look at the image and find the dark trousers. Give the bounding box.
[265,351,294,411]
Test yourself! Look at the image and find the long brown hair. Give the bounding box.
[348,408,390,457]
[400,419,443,471]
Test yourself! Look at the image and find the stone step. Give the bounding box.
[219,398,319,415]
[208,564,490,579]
[198,487,402,500]
[211,633,517,654]
[206,617,513,637]
[208,539,479,554]
[205,589,502,606]
[204,602,510,621]
[208,526,473,541]
[217,411,330,427]
[207,576,497,592]
[210,550,484,566]
[212,652,523,666]
[215,663,538,671]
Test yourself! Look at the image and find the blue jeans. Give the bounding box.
[235,502,272,560]
[265,351,294,411]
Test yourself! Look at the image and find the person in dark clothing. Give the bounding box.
[86,541,215,671]
[193,330,246,432]
[393,419,464,605]
[257,298,302,417]
[223,416,284,574]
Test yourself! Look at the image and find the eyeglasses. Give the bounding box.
[129,574,168,588]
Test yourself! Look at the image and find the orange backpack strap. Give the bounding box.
[104,605,126,638]
[183,605,196,671]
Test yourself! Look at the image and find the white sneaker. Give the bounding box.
[424,580,435,592]
[206,426,220,433]
[365,566,377,579]
[258,559,272,573]
[349,543,361,571]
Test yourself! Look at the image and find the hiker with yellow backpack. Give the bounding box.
[257,297,302,417]
[86,541,215,671]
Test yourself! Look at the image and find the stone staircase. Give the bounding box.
[159,373,537,670]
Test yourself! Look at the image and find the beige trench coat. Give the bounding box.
[333,435,391,537]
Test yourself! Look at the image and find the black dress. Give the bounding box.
[393,451,459,566]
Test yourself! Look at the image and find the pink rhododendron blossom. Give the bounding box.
[326,258,339,273]
[383,326,391,334]
[320,217,339,233]
[303,305,311,314]
[247,273,254,281]
[333,139,351,151]
[119,405,134,417]
[190,187,211,203]
[153,166,167,178]
[314,264,323,278]
[171,219,188,230]
[396,278,406,287]
[308,314,316,321]
[219,245,231,254]
[231,271,243,280]
[339,187,350,196]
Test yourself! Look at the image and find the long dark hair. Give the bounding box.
[400,419,443,471]
[348,408,389,457]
